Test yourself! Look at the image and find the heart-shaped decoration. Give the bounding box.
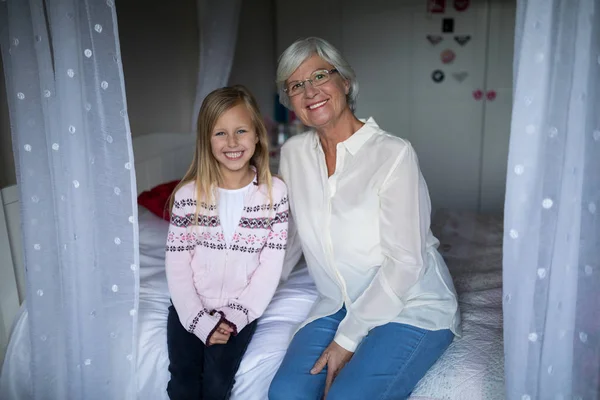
[454,35,471,46]
[473,90,483,100]
[427,35,443,45]
[487,90,497,101]
[452,71,468,82]
[454,0,470,11]
[428,0,446,13]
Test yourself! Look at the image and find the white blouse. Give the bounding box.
[280,118,461,352]
[218,182,252,246]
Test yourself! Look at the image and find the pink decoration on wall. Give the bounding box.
[454,0,470,12]
[441,49,456,64]
[428,0,446,13]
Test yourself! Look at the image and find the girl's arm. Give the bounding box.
[217,182,289,334]
[166,187,225,345]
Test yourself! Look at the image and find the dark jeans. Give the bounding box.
[166,305,257,400]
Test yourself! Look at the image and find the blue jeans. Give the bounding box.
[268,308,453,400]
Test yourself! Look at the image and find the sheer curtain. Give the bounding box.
[503,1,600,399]
[192,0,241,131]
[0,0,139,398]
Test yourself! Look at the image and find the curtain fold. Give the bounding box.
[192,0,241,131]
[0,0,139,398]
[504,1,600,399]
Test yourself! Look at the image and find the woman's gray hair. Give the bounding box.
[276,37,359,112]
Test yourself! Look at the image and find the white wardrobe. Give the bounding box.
[276,0,516,213]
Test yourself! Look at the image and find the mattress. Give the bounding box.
[0,208,504,400]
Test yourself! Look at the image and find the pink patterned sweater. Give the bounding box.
[165,175,289,344]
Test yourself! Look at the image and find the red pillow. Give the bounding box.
[137,180,181,221]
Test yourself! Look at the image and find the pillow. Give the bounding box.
[137,180,180,221]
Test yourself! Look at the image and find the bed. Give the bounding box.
[0,134,504,400]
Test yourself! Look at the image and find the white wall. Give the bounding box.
[228,0,277,121]
[479,0,515,212]
[117,0,199,136]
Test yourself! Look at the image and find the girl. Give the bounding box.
[165,85,289,400]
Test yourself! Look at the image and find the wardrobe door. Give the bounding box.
[408,0,490,212]
[479,0,516,213]
[341,0,491,212]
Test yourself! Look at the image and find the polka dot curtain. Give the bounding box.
[192,0,241,131]
[0,0,139,398]
[504,1,599,399]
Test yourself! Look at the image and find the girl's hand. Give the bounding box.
[208,322,234,345]
[310,341,354,399]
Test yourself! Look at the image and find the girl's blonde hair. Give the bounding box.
[168,85,273,221]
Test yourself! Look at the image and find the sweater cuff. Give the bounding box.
[218,302,250,335]
[188,308,223,345]
[333,332,359,353]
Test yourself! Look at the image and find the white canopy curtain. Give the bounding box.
[504,0,600,399]
[0,0,139,398]
[192,0,241,131]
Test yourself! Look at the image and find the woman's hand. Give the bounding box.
[310,341,354,399]
[208,322,234,346]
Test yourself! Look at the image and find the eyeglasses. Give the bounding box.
[284,69,339,97]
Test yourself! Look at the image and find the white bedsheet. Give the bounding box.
[0,208,504,400]
[0,264,317,400]
[410,210,505,400]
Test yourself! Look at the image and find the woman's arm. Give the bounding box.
[216,184,290,334]
[166,188,225,344]
[334,143,431,352]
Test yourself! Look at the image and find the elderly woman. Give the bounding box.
[267,37,461,400]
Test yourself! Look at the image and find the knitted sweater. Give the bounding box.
[165,175,288,344]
